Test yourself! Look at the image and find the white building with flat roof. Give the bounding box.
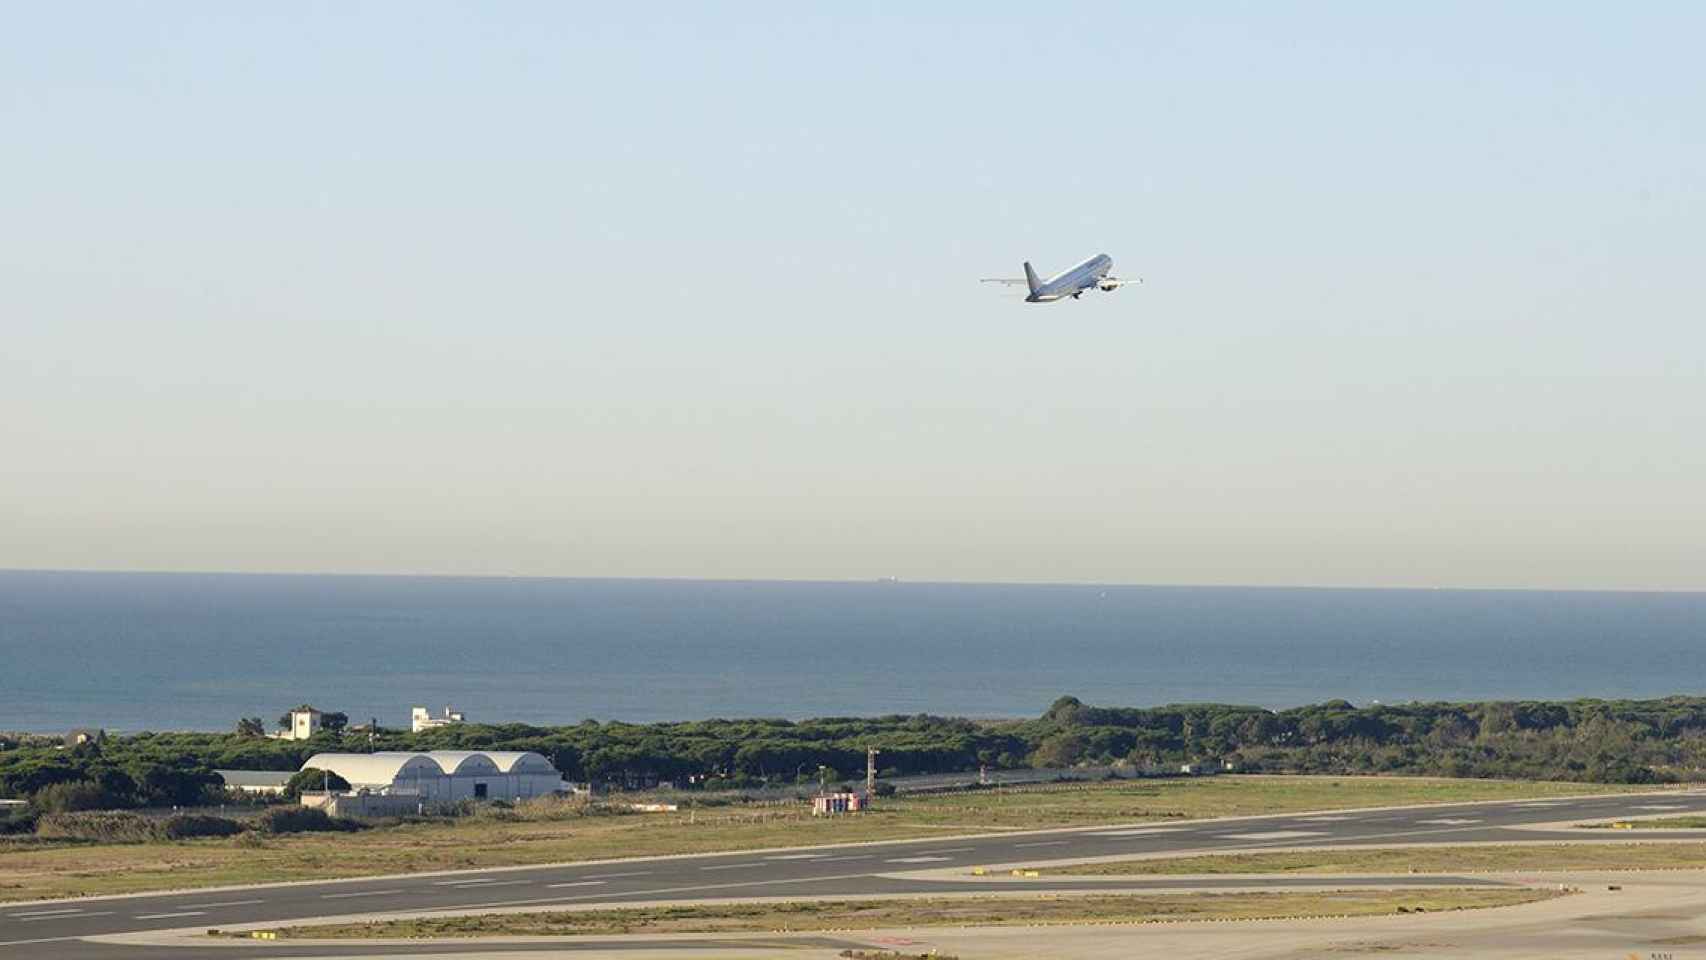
[411,705,465,733]
[269,707,322,741]
[299,751,563,803]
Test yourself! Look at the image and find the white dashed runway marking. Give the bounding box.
[887,855,952,864]
[1087,827,1188,837]
[1216,830,1329,841]
[546,881,607,889]
[1416,818,1483,826]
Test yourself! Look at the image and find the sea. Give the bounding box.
[1,570,1704,733]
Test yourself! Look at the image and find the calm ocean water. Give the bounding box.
[1,571,1704,733]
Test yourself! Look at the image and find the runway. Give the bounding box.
[5,790,1705,958]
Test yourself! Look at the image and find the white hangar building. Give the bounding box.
[300,751,565,802]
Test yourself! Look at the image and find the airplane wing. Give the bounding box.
[980,278,1030,285]
[1099,276,1143,287]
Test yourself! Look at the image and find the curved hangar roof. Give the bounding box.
[300,750,556,784]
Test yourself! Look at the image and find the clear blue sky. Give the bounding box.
[4,3,1704,588]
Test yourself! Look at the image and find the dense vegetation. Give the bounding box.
[5,693,1706,809]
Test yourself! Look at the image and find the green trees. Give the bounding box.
[235,717,266,738]
[283,768,351,798]
[10,694,1706,796]
[31,780,119,812]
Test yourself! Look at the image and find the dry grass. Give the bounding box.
[265,888,1565,939]
[0,775,1657,903]
[1593,816,1706,830]
[1047,841,1706,875]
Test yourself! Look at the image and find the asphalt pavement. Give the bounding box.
[6,789,1705,958]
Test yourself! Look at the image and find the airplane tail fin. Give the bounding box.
[1023,262,1041,295]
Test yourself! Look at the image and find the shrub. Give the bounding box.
[35,811,159,843]
[30,780,122,813]
[0,807,37,835]
[159,814,245,839]
[254,806,361,834]
[871,781,897,798]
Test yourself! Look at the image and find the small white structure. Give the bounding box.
[299,751,564,803]
[270,707,322,741]
[812,792,866,816]
[411,705,465,733]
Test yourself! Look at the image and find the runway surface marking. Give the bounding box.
[886,856,952,863]
[583,871,651,879]
[1634,804,1686,810]
[763,854,825,860]
[455,879,529,889]
[16,912,112,922]
[700,862,766,871]
[186,899,265,909]
[320,889,404,899]
[918,847,976,854]
[1087,828,1190,837]
[1300,816,1353,822]
[1416,818,1483,826]
[545,881,607,889]
[1217,830,1330,841]
[5,909,84,919]
[433,877,497,885]
[0,937,79,948]
[1015,840,1071,848]
[818,855,874,862]
[133,911,203,920]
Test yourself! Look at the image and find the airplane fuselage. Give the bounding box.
[1027,253,1114,302]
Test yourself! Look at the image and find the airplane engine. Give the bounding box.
[1099,283,1118,292]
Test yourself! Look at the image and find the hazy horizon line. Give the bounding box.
[4,566,1703,597]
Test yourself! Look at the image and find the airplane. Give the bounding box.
[981,253,1141,302]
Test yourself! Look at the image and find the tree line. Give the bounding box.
[6,693,1706,811]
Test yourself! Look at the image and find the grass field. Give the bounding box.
[1045,841,1706,875]
[0,775,1657,903]
[258,888,1565,939]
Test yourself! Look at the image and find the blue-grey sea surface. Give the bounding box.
[1,571,1703,732]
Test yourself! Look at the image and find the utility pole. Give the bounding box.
[866,747,880,803]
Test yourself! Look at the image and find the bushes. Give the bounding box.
[159,814,245,839]
[0,807,37,835]
[36,811,162,843]
[30,779,124,813]
[254,806,360,834]
[35,811,246,842]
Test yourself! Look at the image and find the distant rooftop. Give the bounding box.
[213,769,295,788]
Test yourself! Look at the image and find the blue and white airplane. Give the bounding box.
[981,253,1141,302]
